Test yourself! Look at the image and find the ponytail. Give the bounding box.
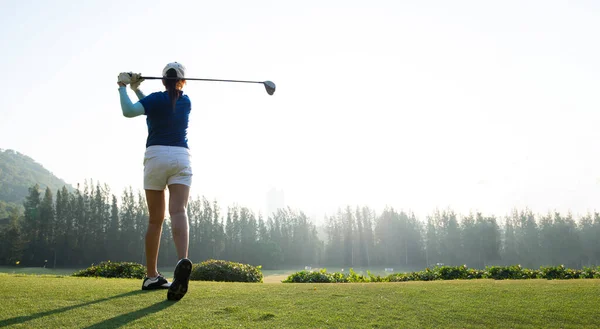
[163,68,185,110]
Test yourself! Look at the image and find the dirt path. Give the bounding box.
[263,274,288,283]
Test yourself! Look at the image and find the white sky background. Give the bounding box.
[1,0,599,222]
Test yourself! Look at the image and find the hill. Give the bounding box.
[0,149,73,217]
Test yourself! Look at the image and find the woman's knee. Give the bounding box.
[170,211,188,231]
[148,215,165,227]
[168,184,190,215]
[169,205,187,216]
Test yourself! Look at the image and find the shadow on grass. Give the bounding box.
[0,290,149,327]
[83,300,174,328]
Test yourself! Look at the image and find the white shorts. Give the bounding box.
[143,145,192,190]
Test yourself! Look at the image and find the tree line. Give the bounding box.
[324,207,600,270]
[0,182,321,269]
[1,183,600,270]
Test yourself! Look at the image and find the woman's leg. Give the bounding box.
[168,184,190,260]
[145,189,166,277]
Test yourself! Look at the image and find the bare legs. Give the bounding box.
[144,184,190,277]
[145,189,165,278]
[167,184,190,260]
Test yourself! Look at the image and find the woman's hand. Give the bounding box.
[117,72,131,87]
[130,73,145,91]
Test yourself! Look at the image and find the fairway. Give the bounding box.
[0,266,80,276]
[2,274,600,328]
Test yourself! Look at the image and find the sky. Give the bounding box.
[1,0,599,222]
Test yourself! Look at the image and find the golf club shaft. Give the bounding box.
[137,75,276,95]
[141,76,264,85]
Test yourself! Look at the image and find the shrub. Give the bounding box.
[72,261,145,279]
[190,259,263,283]
[283,269,333,283]
[487,265,527,280]
[282,265,600,283]
[581,267,600,279]
[388,266,480,281]
[347,269,370,283]
[564,268,582,279]
[540,265,566,280]
[539,265,584,280]
[366,270,387,283]
[437,265,469,280]
[414,268,439,281]
[282,268,373,283]
[466,268,487,279]
[387,273,415,282]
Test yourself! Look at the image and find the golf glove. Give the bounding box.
[117,72,131,85]
[130,73,144,90]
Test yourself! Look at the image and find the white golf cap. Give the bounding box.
[162,62,186,78]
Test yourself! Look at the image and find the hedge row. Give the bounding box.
[282,265,600,283]
[72,259,263,282]
[73,261,146,279]
[190,259,263,283]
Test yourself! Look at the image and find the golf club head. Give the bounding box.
[264,81,276,95]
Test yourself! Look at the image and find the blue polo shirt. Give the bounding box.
[139,91,191,149]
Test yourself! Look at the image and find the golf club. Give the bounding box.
[141,76,276,95]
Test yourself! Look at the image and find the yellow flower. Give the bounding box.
[16,261,20,265]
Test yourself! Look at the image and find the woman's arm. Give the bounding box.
[133,89,146,100]
[118,85,145,118]
[130,73,146,100]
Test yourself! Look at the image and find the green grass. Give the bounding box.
[2,274,600,328]
[0,266,80,276]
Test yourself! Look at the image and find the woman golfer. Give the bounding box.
[117,62,193,301]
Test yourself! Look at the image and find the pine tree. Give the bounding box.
[53,186,69,266]
[0,208,23,264]
[211,200,225,260]
[460,213,479,266]
[538,212,554,266]
[21,184,41,265]
[355,207,366,267]
[514,209,539,268]
[134,191,149,263]
[267,215,284,268]
[325,212,343,266]
[69,186,84,265]
[187,197,202,260]
[425,215,439,266]
[119,187,136,262]
[39,187,55,266]
[240,207,257,264]
[158,220,174,267]
[225,207,234,261]
[502,215,518,265]
[434,209,461,266]
[89,183,105,262]
[477,213,500,267]
[593,213,600,265]
[361,207,374,267]
[201,198,213,259]
[343,206,354,267]
[107,194,120,261]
